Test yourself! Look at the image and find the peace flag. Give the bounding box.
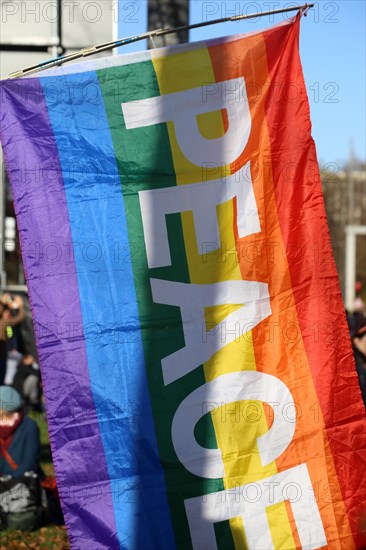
[1,13,365,550]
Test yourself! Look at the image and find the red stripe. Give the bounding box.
[263,15,366,548]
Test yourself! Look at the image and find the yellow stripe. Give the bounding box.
[151,48,229,186]
[152,47,295,549]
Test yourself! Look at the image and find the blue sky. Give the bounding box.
[118,1,365,168]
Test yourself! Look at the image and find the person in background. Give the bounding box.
[12,355,42,411]
[0,386,44,530]
[347,298,366,407]
[17,298,39,361]
[0,386,41,478]
[0,295,25,385]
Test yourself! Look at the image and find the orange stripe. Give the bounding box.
[208,26,354,549]
[263,16,366,549]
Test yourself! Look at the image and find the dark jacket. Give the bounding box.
[12,362,41,399]
[0,416,42,478]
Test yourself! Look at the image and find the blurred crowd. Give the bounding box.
[347,295,366,407]
[0,293,41,411]
[0,293,62,531]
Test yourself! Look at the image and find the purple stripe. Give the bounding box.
[0,79,119,549]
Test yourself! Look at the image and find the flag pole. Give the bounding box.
[7,3,313,79]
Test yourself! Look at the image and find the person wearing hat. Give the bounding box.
[0,386,45,530]
[0,386,41,478]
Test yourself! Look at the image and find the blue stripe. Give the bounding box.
[41,72,175,550]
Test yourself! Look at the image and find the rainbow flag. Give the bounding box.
[1,14,365,550]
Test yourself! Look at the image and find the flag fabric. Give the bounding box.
[1,14,365,550]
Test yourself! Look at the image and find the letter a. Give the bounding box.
[150,278,271,385]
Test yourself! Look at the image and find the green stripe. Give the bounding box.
[98,60,224,549]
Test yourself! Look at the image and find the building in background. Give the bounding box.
[148,0,189,47]
[0,0,116,288]
[322,163,366,309]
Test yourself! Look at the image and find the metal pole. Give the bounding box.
[57,0,63,53]
[345,227,356,311]
[8,3,314,79]
[345,225,366,311]
[50,0,64,58]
